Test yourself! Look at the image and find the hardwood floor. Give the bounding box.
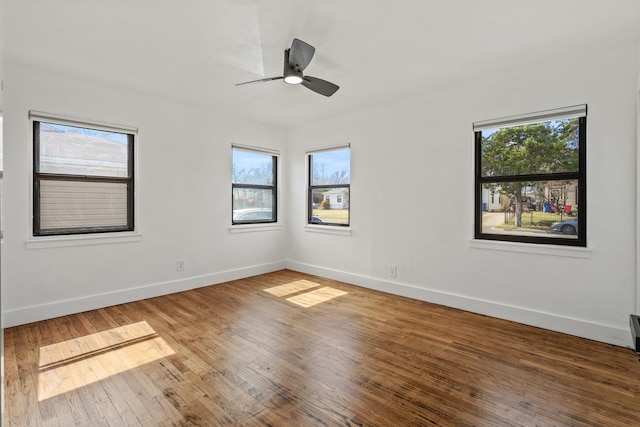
[4,270,640,426]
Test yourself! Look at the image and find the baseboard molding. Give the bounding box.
[631,315,640,352]
[3,261,286,328]
[5,260,633,348]
[286,261,633,348]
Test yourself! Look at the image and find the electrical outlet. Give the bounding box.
[389,265,397,278]
[177,260,184,272]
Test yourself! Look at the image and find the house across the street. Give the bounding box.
[322,188,349,209]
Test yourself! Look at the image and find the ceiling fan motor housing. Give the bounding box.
[283,49,303,84]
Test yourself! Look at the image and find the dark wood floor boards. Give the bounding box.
[5,269,640,426]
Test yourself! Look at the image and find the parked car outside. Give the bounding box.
[233,208,273,221]
[550,218,578,235]
[310,216,324,224]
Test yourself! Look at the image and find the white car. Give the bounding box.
[233,208,274,221]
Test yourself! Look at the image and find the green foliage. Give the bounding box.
[503,211,564,228]
[312,209,349,224]
[481,119,579,227]
[312,191,325,205]
[481,119,578,178]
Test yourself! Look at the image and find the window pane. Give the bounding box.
[311,187,349,225]
[38,122,130,177]
[232,188,275,221]
[311,149,350,186]
[232,150,275,185]
[480,179,579,239]
[480,118,579,177]
[39,180,129,230]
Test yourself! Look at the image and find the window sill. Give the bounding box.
[469,239,592,258]
[25,232,142,250]
[228,223,283,234]
[304,224,352,236]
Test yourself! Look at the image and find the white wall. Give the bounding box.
[1,61,288,326]
[2,42,638,348]
[636,43,640,318]
[286,42,639,347]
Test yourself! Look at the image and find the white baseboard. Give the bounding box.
[5,260,632,348]
[286,261,633,348]
[3,261,286,328]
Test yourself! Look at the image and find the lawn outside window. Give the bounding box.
[232,145,278,225]
[474,105,586,247]
[307,145,350,227]
[32,112,136,236]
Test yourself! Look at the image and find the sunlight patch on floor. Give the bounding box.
[286,286,348,308]
[264,279,320,297]
[38,321,174,401]
[264,280,348,307]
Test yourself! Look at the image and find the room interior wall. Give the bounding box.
[637,41,640,317]
[1,61,289,327]
[286,42,639,348]
[0,77,4,420]
[1,41,638,349]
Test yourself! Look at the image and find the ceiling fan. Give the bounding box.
[236,38,339,97]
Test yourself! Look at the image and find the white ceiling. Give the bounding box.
[3,0,640,127]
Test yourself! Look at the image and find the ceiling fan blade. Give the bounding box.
[289,38,315,71]
[301,76,339,97]
[235,76,283,86]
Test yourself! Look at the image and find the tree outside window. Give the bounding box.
[232,147,277,224]
[475,106,586,246]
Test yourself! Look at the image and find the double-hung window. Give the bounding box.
[232,146,278,224]
[474,105,586,246]
[32,112,136,236]
[307,146,350,226]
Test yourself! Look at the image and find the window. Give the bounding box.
[32,112,136,236]
[232,146,277,224]
[474,105,586,246]
[308,146,350,226]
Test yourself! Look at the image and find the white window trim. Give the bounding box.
[228,223,283,234]
[306,143,351,231]
[304,224,352,236]
[25,232,142,250]
[28,111,140,242]
[231,143,280,229]
[469,239,592,258]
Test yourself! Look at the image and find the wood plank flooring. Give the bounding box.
[4,269,640,426]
